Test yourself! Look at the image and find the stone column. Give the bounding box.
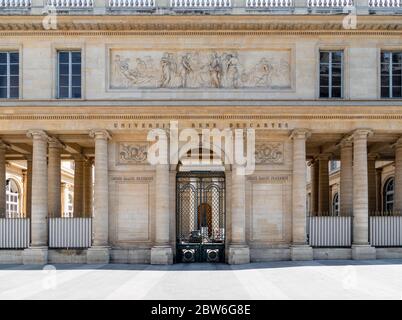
[61,182,66,217]
[367,154,377,215]
[23,130,49,264]
[340,138,353,216]
[0,141,7,218]
[84,159,93,218]
[25,155,32,219]
[352,129,376,259]
[48,138,63,218]
[73,154,85,218]
[394,138,402,214]
[228,164,250,265]
[87,129,111,264]
[151,129,173,265]
[309,160,319,216]
[376,168,383,212]
[318,154,330,215]
[290,129,312,261]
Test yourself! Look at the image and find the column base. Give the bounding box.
[23,247,48,265]
[290,245,313,261]
[228,245,250,265]
[150,246,173,265]
[87,246,110,264]
[352,245,376,260]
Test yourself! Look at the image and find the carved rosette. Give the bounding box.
[255,142,284,164]
[117,143,148,165]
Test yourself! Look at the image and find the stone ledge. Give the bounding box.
[228,245,250,264]
[0,250,24,264]
[110,248,151,264]
[150,246,173,265]
[290,245,313,261]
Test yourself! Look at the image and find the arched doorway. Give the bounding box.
[176,171,225,263]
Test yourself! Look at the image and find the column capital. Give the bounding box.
[27,129,49,141]
[351,129,373,140]
[289,128,311,140]
[339,136,353,148]
[0,140,10,150]
[367,153,379,161]
[48,137,64,149]
[392,137,402,149]
[72,153,86,161]
[317,153,332,161]
[89,129,111,141]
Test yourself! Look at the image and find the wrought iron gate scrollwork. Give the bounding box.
[176,171,226,263]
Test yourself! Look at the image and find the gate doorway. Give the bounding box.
[176,171,225,263]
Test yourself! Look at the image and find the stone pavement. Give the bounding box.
[0,260,402,300]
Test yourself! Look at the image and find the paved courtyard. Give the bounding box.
[0,260,402,300]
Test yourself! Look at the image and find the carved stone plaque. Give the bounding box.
[255,142,284,164]
[110,49,291,89]
[117,143,148,165]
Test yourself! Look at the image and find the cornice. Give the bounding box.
[3,113,402,121]
[0,15,402,34]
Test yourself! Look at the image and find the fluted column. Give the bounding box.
[26,130,48,247]
[0,141,7,218]
[228,163,250,264]
[309,160,319,216]
[367,154,377,215]
[340,138,353,216]
[291,129,309,245]
[150,130,174,265]
[394,138,402,214]
[84,158,93,218]
[352,129,375,259]
[73,154,85,217]
[89,130,110,247]
[318,154,330,215]
[48,138,63,218]
[290,129,312,260]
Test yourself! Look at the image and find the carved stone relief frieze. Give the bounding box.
[110,49,291,90]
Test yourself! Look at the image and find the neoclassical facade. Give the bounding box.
[1,1,402,265]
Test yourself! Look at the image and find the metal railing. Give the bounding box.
[0,218,30,249]
[308,215,352,247]
[0,0,30,7]
[370,215,402,247]
[46,0,94,8]
[49,217,92,248]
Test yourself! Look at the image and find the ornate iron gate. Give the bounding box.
[176,171,225,263]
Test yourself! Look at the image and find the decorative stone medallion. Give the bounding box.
[117,143,148,165]
[255,142,284,164]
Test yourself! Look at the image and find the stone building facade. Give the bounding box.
[1,1,402,265]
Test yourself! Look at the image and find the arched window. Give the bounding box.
[383,177,394,213]
[6,179,20,218]
[332,192,339,216]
